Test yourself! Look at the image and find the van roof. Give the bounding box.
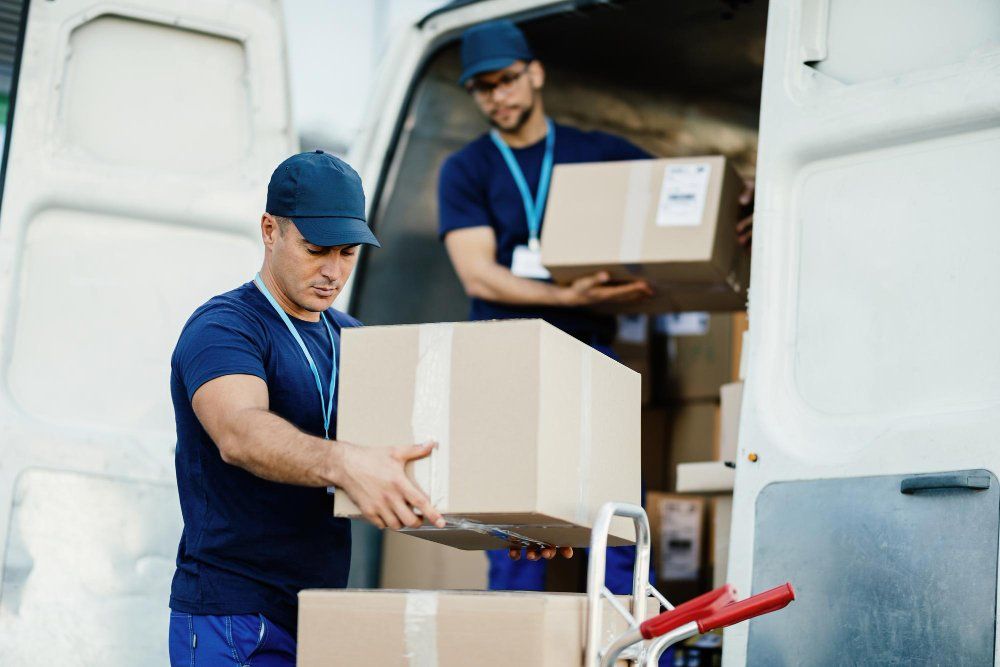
[418,0,486,27]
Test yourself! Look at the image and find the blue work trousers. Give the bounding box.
[487,544,644,594]
[168,611,296,667]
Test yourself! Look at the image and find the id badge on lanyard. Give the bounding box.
[491,118,555,280]
[253,273,337,440]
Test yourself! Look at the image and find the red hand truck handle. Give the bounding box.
[697,583,795,633]
[639,584,738,640]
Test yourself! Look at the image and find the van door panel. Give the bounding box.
[728,1,1000,664]
[0,1,294,662]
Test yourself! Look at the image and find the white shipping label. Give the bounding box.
[655,163,712,227]
[510,245,551,280]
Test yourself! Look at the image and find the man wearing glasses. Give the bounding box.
[437,20,657,595]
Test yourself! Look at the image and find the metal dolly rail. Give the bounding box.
[585,502,795,666]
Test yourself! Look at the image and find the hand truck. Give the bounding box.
[585,502,794,666]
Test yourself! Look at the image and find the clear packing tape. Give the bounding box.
[619,160,655,263]
[404,591,439,667]
[400,516,575,550]
[411,323,453,509]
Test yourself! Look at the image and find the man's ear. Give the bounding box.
[261,213,278,247]
[529,60,545,90]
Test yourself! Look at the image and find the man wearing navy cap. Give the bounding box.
[438,22,753,596]
[168,151,445,666]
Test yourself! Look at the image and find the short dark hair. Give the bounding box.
[269,214,292,234]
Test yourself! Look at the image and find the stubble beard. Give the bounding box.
[489,95,536,134]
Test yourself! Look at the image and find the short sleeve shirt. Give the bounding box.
[168,281,360,634]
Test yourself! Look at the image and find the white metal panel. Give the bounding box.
[0,0,295,663]
[727,1,1000,663]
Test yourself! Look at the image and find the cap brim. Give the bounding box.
[290,216,381,248]
[458,56,519,85]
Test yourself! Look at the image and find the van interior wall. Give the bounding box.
[353,0,767,326]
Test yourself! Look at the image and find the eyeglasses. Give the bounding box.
[465,65,530,99]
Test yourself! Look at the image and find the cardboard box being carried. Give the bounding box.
[298,589,652,667]
[334,319,641,549]
[541,156,748,313]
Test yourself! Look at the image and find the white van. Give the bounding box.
[0,0,998,664]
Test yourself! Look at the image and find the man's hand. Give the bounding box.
[444,227,653,308]
[335,442,447,531]
[736,178,755,248]
[557,271,654,307]
[508,546,574,561]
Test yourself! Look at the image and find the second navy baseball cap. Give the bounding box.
[459,20,534,86]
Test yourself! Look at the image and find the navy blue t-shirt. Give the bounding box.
[438,122,650,343]
[169,281,360,634]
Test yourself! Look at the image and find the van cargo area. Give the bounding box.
[351,0,765,326]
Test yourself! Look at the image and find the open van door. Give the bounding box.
[728,1,1000,664]
[0,0,293,662]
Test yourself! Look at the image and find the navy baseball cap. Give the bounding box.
[459,20,533,86]
[266,150,380,248]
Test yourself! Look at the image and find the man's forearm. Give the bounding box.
[218,407,342,487]
[466,262,567,306]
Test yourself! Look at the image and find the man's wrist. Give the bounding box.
[550,284,575,307]
[323,440,346,487]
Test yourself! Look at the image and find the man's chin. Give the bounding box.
[301,294,337,313]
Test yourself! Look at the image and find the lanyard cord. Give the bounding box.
[490,118,556,251]
[253,273,337,439]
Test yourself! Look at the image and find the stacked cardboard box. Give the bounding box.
[640,311,748,597]
[380,531,487,591]
[298,589,655,666]
[541,156,748,314]
[613,314,652,405]
[646,491,708,603]
[334,319,641,549]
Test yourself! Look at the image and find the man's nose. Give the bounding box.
[319,255,343,282]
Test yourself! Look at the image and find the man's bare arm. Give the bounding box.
[191,374,445,530]
[444,227,652,307]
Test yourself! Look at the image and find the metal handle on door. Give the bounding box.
[900,473,990,495]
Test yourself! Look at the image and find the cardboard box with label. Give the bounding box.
[298,589,653,666]
[541,156,748,313]
[333,319,641,549]
[646,492,706,583]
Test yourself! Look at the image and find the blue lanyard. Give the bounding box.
[253,273,337,440]
[490,118,555,251]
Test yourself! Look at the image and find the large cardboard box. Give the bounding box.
[665,402,718,491]
[380,531,487,591]
[334,319,641,549]
[298,589,652,666]
[541,156,748,313]
[661,313,733,401]
[613,314,652,405]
